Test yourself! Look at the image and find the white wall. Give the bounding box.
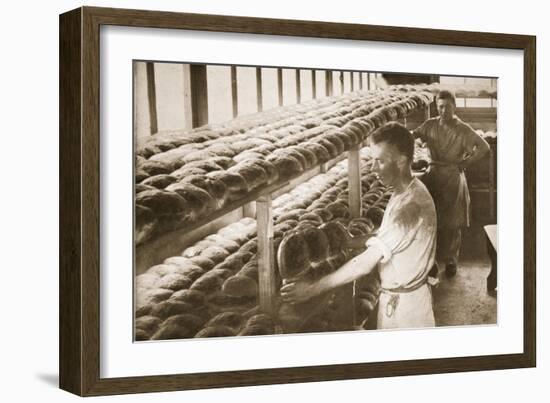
[1,0,547,402]
[136,62,365,144]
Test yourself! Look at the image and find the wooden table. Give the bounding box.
[484,225,497,292]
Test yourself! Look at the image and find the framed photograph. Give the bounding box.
[59,6,536,396]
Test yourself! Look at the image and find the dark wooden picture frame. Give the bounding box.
[59,6,536,396]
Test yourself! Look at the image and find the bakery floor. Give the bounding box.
[431,222,497,327]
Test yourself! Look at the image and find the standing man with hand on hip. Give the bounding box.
[414,90,490,278]
[281,122,438,330]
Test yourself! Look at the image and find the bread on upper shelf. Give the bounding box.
[135,88,433,246]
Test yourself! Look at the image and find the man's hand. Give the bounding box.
[280,278,320,305]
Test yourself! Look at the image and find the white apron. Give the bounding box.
[365,178,437,329]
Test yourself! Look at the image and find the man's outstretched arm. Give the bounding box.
[280,246,383,305]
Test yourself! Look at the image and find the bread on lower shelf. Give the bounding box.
[135,149,390,340]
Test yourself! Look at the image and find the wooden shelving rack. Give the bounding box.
[136,101,432,328]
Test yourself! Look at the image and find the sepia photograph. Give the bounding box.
[133,62,498,342]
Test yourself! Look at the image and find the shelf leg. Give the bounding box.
[489,148,496,221]
[348,144,362,219]
[348,144,362,327]
[257,195,276,315]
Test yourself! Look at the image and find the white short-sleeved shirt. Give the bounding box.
[366,178,437,290]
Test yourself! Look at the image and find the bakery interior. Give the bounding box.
[134,62,497,341]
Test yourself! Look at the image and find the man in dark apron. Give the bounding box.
[413,90,490,277]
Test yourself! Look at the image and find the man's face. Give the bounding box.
[370,142,401,187]
[437,98,456,122]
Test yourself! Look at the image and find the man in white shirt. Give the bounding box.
[280,122,437,329]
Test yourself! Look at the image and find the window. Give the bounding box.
[236,67,258,117]
[207,65,233,124]
[439,76,496,108]
[300,69,314,102]
[332,71,342,95]
[282,68,298,105]
[154,63,186,131]
[343,71,352,93]
[315,70,327,98]
[261,68,279,111]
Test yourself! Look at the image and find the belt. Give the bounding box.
[380,279,428,318]
[429,160,465,172]
[380,279,428,294]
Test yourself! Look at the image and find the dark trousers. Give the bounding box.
[436,227,461,266]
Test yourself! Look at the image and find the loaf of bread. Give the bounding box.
[135,315,162,335]
[135,303,154,318]
[184,256,214,272]
[169,265,205,282]
[325,201,350,219]
[277,230,311,279]
[208,267,234,281]
[323,133,346,154]
[161,256,191,267]
[135,204,157,245]
[135,169,149,183]
[169,289,206,308]
[136,288,174,309]
[194,325,236,338]
[154,273,193,291]
[136,273,159,290]
[240,238,258,254]
[198,245,229,264]
[280,148,309,170]
[244,159,279,184]
[366,206,385,228]
[135,184,157,194]
[140,174,178,189]
[170,166,208,181]
[222,275,258,298]
[229,162,268,191]
[292,146,318,168]
[161,313,205,334]
[214,251,252,273]
[310,208,333,223]
[190,271,225,294]
[302,227,330,263]
[210,156,235,170]
[137,159,174,177]
[135,189,188,218]
[301,142,331,163]
[299,212,323,226]
[267,155,303,180]
[239,260,259,281]
[150,300,194,320]
[179,150,218,165]
[237,324,273,336]
[145,264,176,277]
[151,323,196,340]
[315,138,338,158]
[206,171,248,201]
[205,311,244,331]
[319,221,348,255]
[135,328,152,341]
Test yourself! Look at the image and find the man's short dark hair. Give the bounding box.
[436,89,456,106]
[371,122,414,161]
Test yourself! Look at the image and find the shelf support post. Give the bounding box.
[257,195,276,315]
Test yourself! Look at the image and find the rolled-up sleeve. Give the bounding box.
[366,236,392,263]
[413,121,429,143]
[365,202,424,263]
